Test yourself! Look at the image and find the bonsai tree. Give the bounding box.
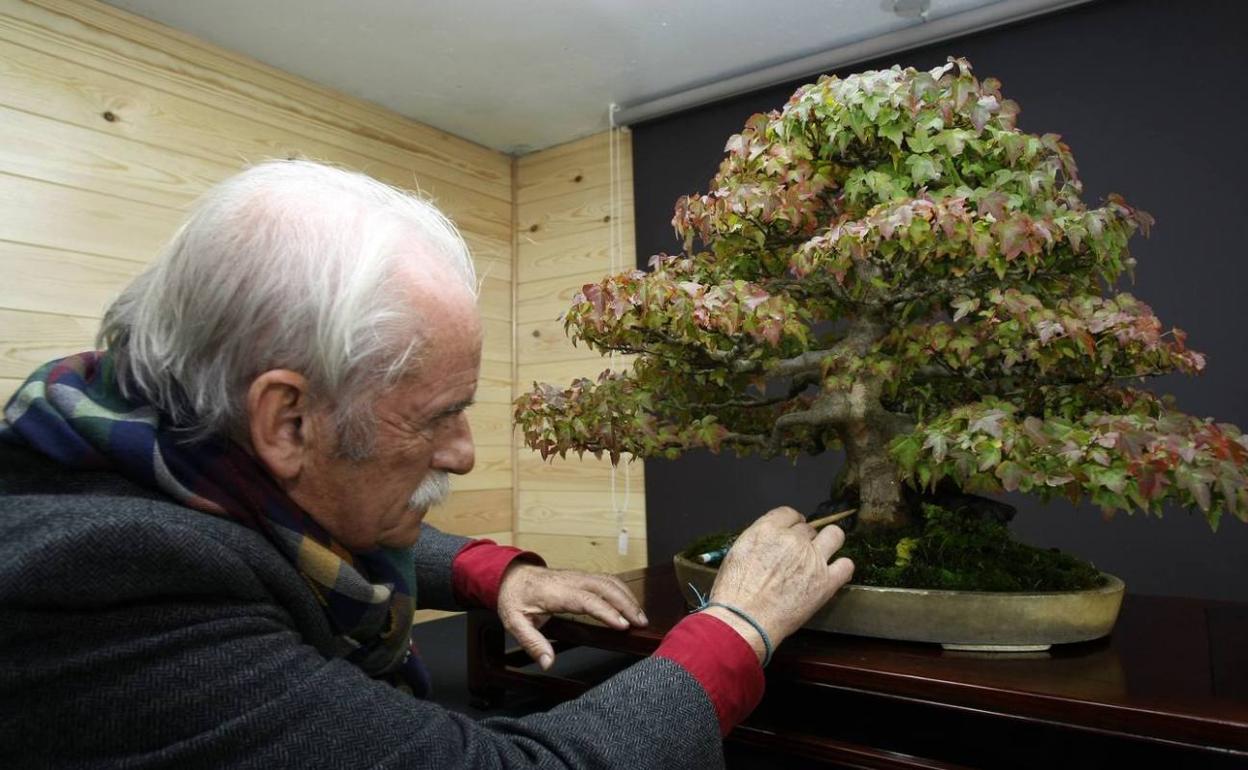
[515,58,1247,555]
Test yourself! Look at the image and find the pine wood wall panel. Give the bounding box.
[0,241,143,318]
[465,402,513,448]
[477,359,515,406]
[517,228,619,285]
[516,269,609,325]
[511,532,648,574]
[0,308,98,378]
[8,0,510,199]
[0,172,185,263]
[0,0,514,555]
[517,186,616,245]
[513,130,647,572]
[0,378,21,404]
[516,451,641,492]
[0,35,512,243]
[0,103,224,206]
[515,137,634,202]
[517,489,645,538]
[423,489,512,537]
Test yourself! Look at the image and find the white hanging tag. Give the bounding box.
[617,527,629,556]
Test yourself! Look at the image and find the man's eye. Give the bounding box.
[437,408,466,423]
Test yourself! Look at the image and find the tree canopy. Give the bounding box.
[515,58,1246,530]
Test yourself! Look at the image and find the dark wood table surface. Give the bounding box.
[468,564,1248,769]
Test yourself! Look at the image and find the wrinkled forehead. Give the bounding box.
[406,274,482,351]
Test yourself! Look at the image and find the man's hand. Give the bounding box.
[705,506,854,664]
[497,563,648,670]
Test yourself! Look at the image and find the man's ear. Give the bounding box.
[246,369,316,482]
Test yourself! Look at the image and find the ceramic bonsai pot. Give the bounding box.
[674,552,1125,652]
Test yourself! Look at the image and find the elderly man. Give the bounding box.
[0,161,854,768]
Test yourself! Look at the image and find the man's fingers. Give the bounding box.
[580,574,646,626]
[828,556,855,589]
[503,610,555,670]
[761,506,803,528]
[569,589,631,629]
[812,524,846,563]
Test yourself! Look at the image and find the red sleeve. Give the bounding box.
[451,539,545,609]
[653,612,765,735]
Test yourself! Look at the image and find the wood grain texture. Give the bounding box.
[516,318,601,365]
[466,402,514,448]
[517,183,614,241]
[0,172,184,264]
[0,103,225,207]
[513,532,647,573]
[481,317,512,366]
[516,227,617,285]
[422,489,512,537]
[515,130,633,203]
[517,450,642,493]
[0,240,142,319]
[477,360,514,406]
[0,33,511,241]
[15,0,510,200]
[0,377,21,404]
[517,489,645,538]
[515,268,605,326]
[452,443,511,492]
[465,233,513,272]
[477,275,511,323]
[0,308,97,379]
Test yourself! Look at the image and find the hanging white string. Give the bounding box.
[607,104,631,556]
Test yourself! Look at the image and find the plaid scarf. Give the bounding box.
[1,352,431,696]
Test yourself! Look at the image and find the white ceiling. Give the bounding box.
[105,0,1014,154]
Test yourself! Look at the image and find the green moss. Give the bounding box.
[840,504,1106,591]
[682,504,1106,592]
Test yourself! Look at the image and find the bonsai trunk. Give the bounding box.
[843,420,910,530]
[838,377,911,530]
[832,315,913,531]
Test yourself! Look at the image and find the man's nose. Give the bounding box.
[434,414,475,475]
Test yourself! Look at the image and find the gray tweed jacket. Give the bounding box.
[0,442,725,769]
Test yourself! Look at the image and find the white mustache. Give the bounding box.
[408,471,450,512]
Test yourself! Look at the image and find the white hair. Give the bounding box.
[99,159,477,456]
[409,470,451,512]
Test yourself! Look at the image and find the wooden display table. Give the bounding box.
[467,564,1248,769]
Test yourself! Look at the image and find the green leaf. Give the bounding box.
[977,443,1002,471]
[879,121,905,149]
[995,461,1024,492]
[905,154,941,185]
[892,435,923,472]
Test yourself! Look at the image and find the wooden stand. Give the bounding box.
[467,564,1248,768]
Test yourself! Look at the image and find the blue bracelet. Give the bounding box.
[688,583,773,667]
[705,601,774,667]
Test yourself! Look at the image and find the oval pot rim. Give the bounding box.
[672,551,1125,598]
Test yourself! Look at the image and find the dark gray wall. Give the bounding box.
[633,0,1248,602]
